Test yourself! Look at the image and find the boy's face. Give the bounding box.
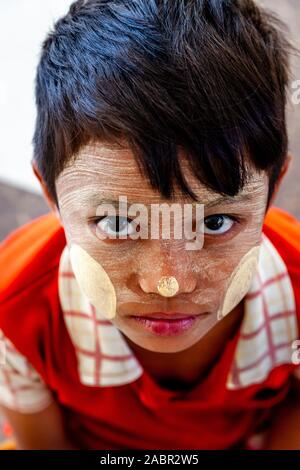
[55,141,269,354]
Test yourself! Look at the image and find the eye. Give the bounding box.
[203,214,236,235]
[95,216,138,238]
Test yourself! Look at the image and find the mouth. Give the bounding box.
[129,312,208,320]
[128,312,209,336]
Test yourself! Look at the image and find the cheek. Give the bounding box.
[217,245,260,320]
[69,243,117,320]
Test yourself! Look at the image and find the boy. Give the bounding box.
[1,0,300,449]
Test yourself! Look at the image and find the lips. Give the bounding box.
[129,315,201,336]
[130,312,204,320]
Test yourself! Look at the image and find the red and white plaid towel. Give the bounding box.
[226,234,298,389]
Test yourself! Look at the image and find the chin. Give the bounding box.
[125,331,206,354]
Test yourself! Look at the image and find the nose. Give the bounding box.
[139,273,197,297]
[137,241,197,297]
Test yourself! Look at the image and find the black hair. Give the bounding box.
[32,0,296,207]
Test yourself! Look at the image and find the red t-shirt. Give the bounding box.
[0,206,300,450]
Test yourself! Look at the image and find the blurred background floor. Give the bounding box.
[0,181,49,241]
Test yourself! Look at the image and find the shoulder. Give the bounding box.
[0,213,67,378]
[263,206,300,262]
[263,206,300,299]
[0,212,66,304]
[262,206,300,383]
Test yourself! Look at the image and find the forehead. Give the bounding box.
[55,141,268,207]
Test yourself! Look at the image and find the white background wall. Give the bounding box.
[0,0,73,193]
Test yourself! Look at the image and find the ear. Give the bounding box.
[267,154,292,208]
[31,159,61,221]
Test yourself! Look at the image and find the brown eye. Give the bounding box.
[96,216,137,237]
[204,215,235,235]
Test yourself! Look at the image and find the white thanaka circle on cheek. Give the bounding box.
[69,244,117,320]
[217,245,261,320]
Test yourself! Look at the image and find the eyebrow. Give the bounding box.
[203,192,254,208]
[84,191,254,209]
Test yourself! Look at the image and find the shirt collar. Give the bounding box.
[58,233,298,390]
